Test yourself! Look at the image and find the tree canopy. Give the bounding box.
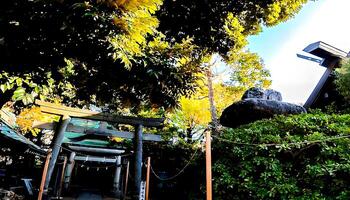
[158,0,308,55]
[171,51,271,137]
[0,0,202,109]
[0,0,309,110]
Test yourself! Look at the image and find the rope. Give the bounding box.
[24,148,46,158]
[75,162,116,169]
[212,134,350,147]
[150,148,199,181]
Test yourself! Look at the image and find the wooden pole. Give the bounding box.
[134,124,143,196]
[64,152,76,190]
[206,130,212,200]
[113,156,122,196]
[38,149,52,200]
[145,157,151,200]
[57,156,68,198]
[44,115,71,191]
[123,161,130,200]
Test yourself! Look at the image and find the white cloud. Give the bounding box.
[267,0,350,104]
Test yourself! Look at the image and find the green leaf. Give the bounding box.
[22,94,34,105]
[0,84,6,93]
[15,78,23,86]
[12,87,26,101]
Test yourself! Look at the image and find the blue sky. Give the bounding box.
[246,0,350,104]
[248,2,321,63]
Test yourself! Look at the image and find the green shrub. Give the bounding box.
[336,59,350,101]
[213,112,350,199]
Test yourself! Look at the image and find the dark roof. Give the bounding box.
[0,110,45,154]
[303,41,348,67]
[303,41,348,108]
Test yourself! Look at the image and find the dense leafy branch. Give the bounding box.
[158,0,308,55]
[336,59,350,101]
[0,0,309,111]
[0,0,201,109]
[213,112,350,199]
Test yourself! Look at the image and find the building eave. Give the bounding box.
[303,41,348,65]
[303,41,348,108]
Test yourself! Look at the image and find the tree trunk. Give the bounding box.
[206,69,218,131]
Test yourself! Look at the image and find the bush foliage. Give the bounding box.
[336,59,350,102]
[213,112,350,199]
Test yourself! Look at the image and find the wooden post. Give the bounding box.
[113,156,122,196]
[57,156,67,198]
[206,130,212,200]
[123,161,130,200]
[64,152,76,190]
[134,124,143,195]
[145,157,151,200]
[38,149,52,200]
[44,115,71,192]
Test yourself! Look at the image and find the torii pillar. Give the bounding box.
[113,155,122,196]
[134,124,143,196]
[44,115,71,193]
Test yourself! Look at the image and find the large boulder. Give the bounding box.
[220,88,306,128]
[242,88,282,101]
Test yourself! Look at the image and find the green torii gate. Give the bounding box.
[34,100,164,198]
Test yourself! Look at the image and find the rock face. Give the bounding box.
[220,88,306,128]
[242,88,282,101]
[265,89,282,101]
[242,87,265,99]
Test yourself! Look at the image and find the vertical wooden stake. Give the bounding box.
[206,130,212,200]
[64,152,76,190]
[57,156,68,198]
[38,149,52,200]
[145,157,151,200]
[123,161,130,200]
[113,156,122,195]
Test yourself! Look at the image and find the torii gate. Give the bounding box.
[34,100,164,198]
